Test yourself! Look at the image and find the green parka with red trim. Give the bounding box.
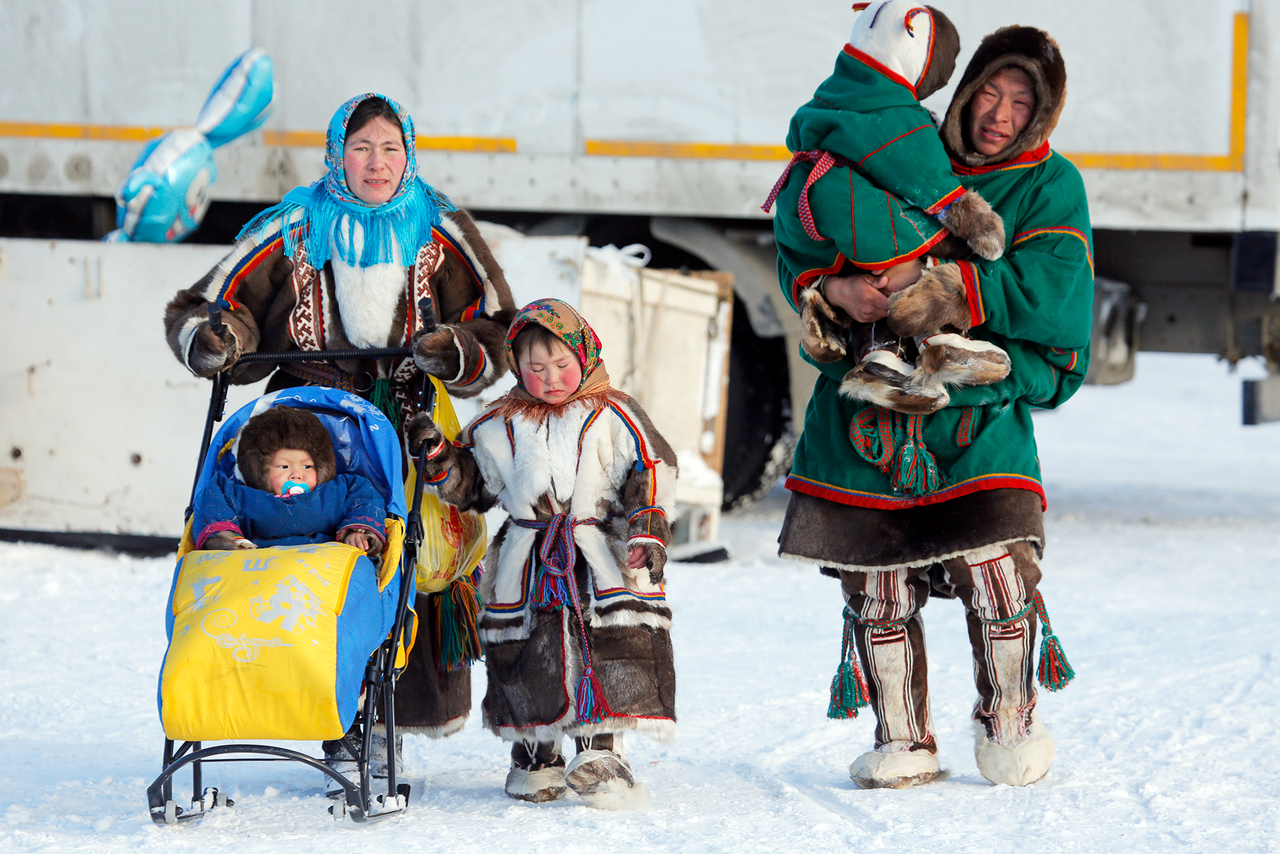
[783,26,1094,511]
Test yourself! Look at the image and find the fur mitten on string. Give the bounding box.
[935,190,1005,261]
[798,282,851,363]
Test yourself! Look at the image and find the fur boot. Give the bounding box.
[849,742,946,789]
[936,190,1005,261]
[505,741,568,803]
[798,282,851,363]
[973,709,1055,786]
[564,733,647,810]
[840,349,949,415]
[916,332,1011,387]
[887,263,971,338]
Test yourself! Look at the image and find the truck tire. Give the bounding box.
[722,296,794,511]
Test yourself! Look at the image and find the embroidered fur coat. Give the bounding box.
[163,207,516,404]
[424,390,679,745]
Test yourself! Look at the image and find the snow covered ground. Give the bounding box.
[2,352,1278,853]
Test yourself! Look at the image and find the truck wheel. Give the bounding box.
[722,296,793,511]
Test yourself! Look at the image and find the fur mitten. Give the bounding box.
[798,281,851,363]
[839,350,949,415]
[916,333,1011,388]
[185,321,242,377]
[642,542,667,585]
[204,531,256,550]
[338,526,386,556]
[937,190,1005,261]
[404,412,453,477]
[887,263,971,338]
[412,326,462,379]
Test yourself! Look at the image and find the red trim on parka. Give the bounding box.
[950,141,1052,176]
[785,471,1048,512]
[843,45,917,96]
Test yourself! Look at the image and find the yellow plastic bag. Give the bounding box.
[408,377,488,593]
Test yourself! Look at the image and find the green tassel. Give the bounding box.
[370,377,401,429]
[434,571,484,671]
[827,608,871,719]
[1037,632,1075,692]
[1033,590,1075,692]
[885,414,941,497]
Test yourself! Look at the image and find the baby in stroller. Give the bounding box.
[194,406,387,556]
[154,387,414,823]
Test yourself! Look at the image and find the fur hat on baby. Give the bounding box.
[236,406,337,491]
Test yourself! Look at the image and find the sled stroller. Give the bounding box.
[147,346,437,824]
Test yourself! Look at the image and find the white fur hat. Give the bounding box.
[848,1,941,92]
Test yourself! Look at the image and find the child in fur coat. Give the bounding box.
[765,0,1012,415]
[405,299,677,809]
[194,405,386,556]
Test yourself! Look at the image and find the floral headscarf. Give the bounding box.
[238,92,454,268]
[505,299,612,405]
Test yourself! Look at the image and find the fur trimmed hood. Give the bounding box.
[236,406,337,492]
[941,25,1067,167]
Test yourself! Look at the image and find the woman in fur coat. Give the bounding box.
[161,93,517,766]
[777,25,1093,789]
[406,299,677,808]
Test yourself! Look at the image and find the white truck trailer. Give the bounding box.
[2,0,1278,528]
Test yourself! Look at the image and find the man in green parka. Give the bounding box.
[776,24,1093,789]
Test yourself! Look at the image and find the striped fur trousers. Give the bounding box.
[837,541,1043,751]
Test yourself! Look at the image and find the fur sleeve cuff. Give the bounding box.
[627,505,672,548]
[628,534,668,549]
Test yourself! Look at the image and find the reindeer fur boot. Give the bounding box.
[850,742,945,790]
[917,332,1011,388]
[973,709,1055,786]
[505,740,568,803]
[840,349,949,415]
[798,282,851,363]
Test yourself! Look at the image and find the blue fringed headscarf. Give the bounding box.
[238,92,454,268]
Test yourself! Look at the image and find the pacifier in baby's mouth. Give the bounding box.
[281,480,311,496]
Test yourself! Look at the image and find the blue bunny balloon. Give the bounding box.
[107,48,273,243]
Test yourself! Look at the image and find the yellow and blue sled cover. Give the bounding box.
[159,542,398,742]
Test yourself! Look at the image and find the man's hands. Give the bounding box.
[822,260,924,323]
